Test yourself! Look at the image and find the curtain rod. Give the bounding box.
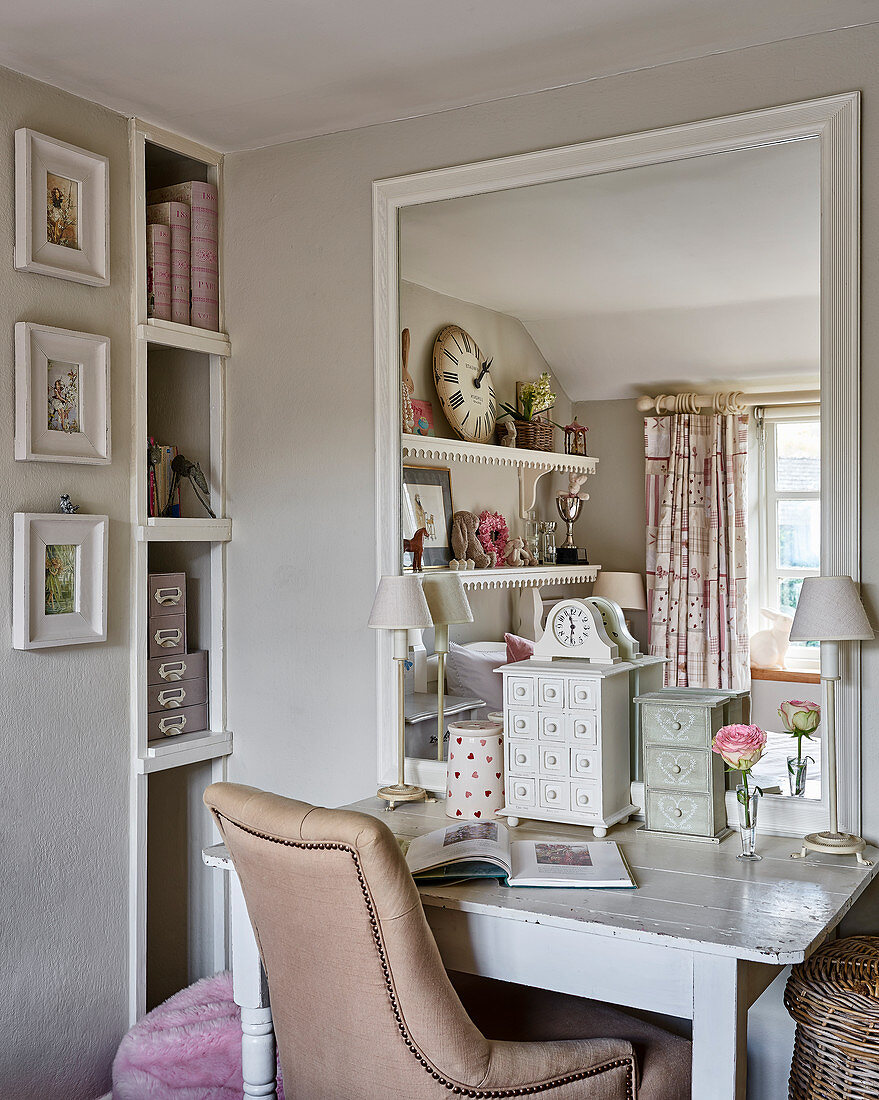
[636,389,820,415]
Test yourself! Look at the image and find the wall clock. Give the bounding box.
[531,598,620,664]
[432,324,496,444]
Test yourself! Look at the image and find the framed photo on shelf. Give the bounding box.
[14,128,109,286]
[402,465,454,570]
[13,513,109,650]
[15,322,111,464]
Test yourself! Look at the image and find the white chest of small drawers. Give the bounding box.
[499,659,637,837]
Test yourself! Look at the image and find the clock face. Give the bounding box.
[553,605,592,648]
[432,325,497,444]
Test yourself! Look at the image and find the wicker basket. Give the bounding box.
[514,418,554,451]
[785,935,879,1099]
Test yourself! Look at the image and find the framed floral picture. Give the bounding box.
[402,465,454,570]
[13,513,109,649]
[15,129,109,286]
[15,322,111,464]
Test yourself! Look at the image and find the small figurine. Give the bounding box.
[498,420,517,447]
[564,417,589,456]
[504,537,539,568]
[567,471,590,497]
[59,494,79,514]
[403,527,428,572]
[164,454,216,518]
[750,609,793,670]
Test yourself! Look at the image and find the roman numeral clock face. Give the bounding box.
[432,325,497,444]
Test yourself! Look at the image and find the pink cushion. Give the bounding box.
[112,972,285,1099]
[505,632,535,664]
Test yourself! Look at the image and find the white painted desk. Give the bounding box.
[204,798,878,1100]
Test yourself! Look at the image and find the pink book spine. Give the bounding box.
[146,224,172,321]
[147,182,219,329]
[147,202,190,324]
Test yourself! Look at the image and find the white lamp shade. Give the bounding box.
[368,575,433,630]
[420,573,473,626]
[789,575,874,642]
[592,571,647,611]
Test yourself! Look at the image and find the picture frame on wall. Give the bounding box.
[402,465,454,570]
[14,128,109,286]
[13,513,109,650]
[15,322,111,464]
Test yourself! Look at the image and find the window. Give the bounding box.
[755,409,820,667]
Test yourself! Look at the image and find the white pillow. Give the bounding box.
[446,642,506,716]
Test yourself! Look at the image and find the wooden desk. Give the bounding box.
[204,798,878,1100]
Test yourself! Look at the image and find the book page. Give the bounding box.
[405,821,510,875]
[509,839,634,887]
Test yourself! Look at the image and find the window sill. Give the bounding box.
[750,666,820,684]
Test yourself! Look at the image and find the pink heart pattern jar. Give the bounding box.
[446,720,504,820]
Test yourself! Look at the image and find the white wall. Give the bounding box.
[0,68,131,1098]
[223,25,879,1099]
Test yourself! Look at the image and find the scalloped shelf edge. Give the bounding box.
[422,565,600,590]
[402,433,597,473]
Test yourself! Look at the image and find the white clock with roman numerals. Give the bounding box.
[532,598,620,663]
[432,324,497,444]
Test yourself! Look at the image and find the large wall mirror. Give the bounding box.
[373,94,860,838]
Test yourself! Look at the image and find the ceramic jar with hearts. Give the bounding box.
[445,720,504,820]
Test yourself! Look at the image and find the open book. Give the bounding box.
[404,821,635,889]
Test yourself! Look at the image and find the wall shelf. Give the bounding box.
[424,564,599,590]
[138,517,232,543]
[138,319,231,357]
[139,729,233,774]
[402,433,597,517]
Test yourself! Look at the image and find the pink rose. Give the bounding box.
[778,700,820,735]
[712,724,767,772]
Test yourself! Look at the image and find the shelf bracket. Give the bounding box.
[518,467,548,519]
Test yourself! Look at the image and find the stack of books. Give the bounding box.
[148,439,181,518]
[145,181,219,330]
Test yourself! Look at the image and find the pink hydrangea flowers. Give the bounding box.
[712,723,767,773]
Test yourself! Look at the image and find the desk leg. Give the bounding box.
[692,954,747,1100]
[230,872,277,1099]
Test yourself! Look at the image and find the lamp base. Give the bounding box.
[790,831,873,866]
[378,783,433,812]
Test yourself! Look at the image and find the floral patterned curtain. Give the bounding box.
[645,413,749,690]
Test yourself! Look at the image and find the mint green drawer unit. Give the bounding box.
[636,689,737,843]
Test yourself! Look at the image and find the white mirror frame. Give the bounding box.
[373,92,860,837]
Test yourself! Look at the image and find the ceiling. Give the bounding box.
[0,1,875,151]
[400,139,820,401]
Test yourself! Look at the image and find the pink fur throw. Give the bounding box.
[113,971,285,1099]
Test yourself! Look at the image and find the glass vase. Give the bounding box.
[787,756,809,798]
[736,784,761,861]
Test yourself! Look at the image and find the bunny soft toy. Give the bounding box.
[749,608,794,669]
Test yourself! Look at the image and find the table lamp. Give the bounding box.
[788,575,874,865]
[369,574,434,809]
[421,574,473,760]
[592,572,647,629]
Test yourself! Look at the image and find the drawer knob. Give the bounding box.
[515,686,526,697]
[547,790,557,800]
[158,714,186,736]
[157,688,186,708]
[515,785,527,798]
[672,721,682,731]
[547,755,557,766]
[154,629,182,648]
[158,660,186,681]
[547,689,557,698]
[576,691,586,700]
[673,808,683,818]
[515,720,526,730]
[516,753,526,765]
[671,764,682,774]
[580,758,590,768]
[547,722,557,732]
[578,793,589,805]
[154,587,182,606]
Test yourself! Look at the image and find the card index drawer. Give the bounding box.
[506,676,534,707]
[507,710,536,739]
[148,677,207,714]
[148,613,186,659]
[148,702,208,741]
[645,745,708,792]
[148,650,207,685]
[148,572,186,616]
[642,704,709,748]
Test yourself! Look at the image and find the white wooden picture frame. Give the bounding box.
[13,513,109,650]
[15,322,111,464]
[14,128,109,286]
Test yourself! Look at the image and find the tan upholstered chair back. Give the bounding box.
[204,783,636,1100]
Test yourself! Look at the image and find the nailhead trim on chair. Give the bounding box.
[222,818,637,1100]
